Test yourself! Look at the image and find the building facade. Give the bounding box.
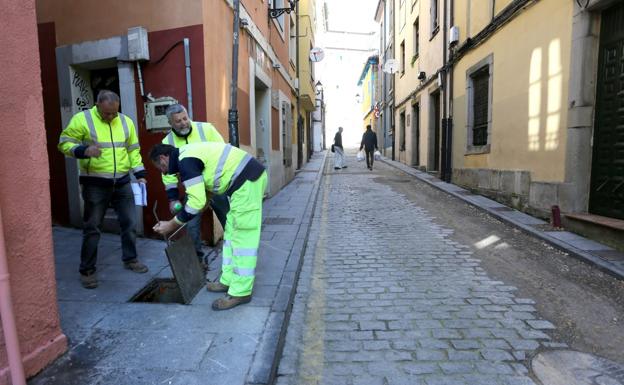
[358,55,381,136]
[374,0,396,157]
[450,0,624,225]
[36,0,309,242]
[393,0,448,171]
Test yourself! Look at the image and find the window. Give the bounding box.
[413,18,419,58]
[472,68,489,146]
[466,55,493,153]
[289,17,296,67]
[400,40,406,75]
[273,0,285,32]
[430,0,439,35]
[400,0,406,30]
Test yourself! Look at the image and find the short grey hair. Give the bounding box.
[165,104,188,123]
[96,90,120,104]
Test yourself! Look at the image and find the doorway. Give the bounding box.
[429,91,441,172]
[411,102,420,166]
[589,2,624,219]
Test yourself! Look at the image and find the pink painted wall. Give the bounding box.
[0,1,67,383]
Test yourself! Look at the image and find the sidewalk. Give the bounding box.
[29,152,327,385]
[380,156,624,280]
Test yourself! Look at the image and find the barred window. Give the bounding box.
[471,68,489,146]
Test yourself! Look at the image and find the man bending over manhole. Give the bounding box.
[150,142,267,311]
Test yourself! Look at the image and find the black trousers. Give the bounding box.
[365,149,375,168]
[80,183,138,275]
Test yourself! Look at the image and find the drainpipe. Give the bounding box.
[296,0,302,168]
[447,0,454,183]
[441,0,449,181]
[0,207,26,385]
[229,0,241,147]
[183,38,194,120]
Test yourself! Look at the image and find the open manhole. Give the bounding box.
[130,231,205,305]
[129,278,185,304]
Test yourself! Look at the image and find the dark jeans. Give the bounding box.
[183,194,230,254]
[365,149,375,168]
[80,183,137,275]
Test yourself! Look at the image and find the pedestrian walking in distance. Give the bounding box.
[160,103,230,263]
[333,127,347,170]
[151,142,267,311]
[57,90,149,289]
[360,124,378,170]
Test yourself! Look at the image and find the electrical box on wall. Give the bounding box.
[144,97,178,131]
[449,26,460,46]
[128,27,150,61]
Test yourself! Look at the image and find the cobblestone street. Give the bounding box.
[277,152,624,385]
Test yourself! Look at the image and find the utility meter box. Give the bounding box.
[145,97,178,131]
[128,26,150,61]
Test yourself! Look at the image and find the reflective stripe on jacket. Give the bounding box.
[58,106,145,182]
[177,142,252,221]
[161,122,225,196]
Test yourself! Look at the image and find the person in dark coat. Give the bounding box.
[359,125,378,170]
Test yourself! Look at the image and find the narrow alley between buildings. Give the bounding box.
[277,149,624,385]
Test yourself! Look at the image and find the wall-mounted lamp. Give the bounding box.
[355,93,362,103]
[575,0,590,10]
[269,0,298,19]
[417,72,426,81]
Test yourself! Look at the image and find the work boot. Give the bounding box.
[206,281,229,292]
[211,294,252,311]
[80,272,98,289]
[124,260,148,273]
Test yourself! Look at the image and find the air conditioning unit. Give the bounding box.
[449,26,460,46]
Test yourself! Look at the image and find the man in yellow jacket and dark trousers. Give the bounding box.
[58,90,149,289]
[150,142,267,310]
[160,104,229,261]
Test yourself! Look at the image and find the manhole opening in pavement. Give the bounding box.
[129,278,185,304]
[264,217,295,225]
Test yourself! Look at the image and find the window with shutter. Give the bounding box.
[472,68,489,146]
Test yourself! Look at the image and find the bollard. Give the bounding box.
[551,205,562,228]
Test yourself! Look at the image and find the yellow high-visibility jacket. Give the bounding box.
[171,142,264,223]
[161,121,224,201]
[58,106,145,185]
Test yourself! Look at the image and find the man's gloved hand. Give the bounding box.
[169,200,183,214]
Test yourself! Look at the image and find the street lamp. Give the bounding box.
[269,0,297,19]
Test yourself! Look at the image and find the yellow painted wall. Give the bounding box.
[361,69,373,116]
[495,0,514,16]
[298,0,316,113]
[452,0,573,182]
[469,0,492,37]
[394,0,444,168]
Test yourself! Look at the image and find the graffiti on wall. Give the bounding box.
[71,71,92,111]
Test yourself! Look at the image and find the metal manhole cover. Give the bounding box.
[264,217,295,225]
[532,350,624,385]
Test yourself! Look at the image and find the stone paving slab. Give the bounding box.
[29,152,327,385]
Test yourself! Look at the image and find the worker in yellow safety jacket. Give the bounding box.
[150,142,266,311]
[160,104,229,260]
[58,90,149,289]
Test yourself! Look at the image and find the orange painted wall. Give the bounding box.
[0,1,67,382]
